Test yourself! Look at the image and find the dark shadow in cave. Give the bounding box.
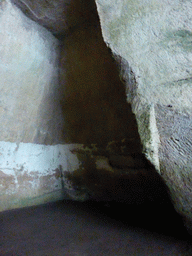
[58,3,142,150]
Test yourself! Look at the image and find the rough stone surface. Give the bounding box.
[1,0,142,147]
[95,0,192,230]
[0,0,63,144]
[2,0,191,235]
[1,0,167,211]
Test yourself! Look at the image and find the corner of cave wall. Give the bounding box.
[0,0,182,225]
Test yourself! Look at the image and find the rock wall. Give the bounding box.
[2,0,191,235]
[95,0,192,231]
[0,0,65,211]
[0,0,62,144]
[1,0,161,211]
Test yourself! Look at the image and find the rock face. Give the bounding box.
[11,0,97,37]
[0,0,66,210]
[0,0,63,144]
[1,0,171,212]
[2,0,192,234]
[95,0,192,230]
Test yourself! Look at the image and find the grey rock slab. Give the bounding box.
[0,0,63,144]
[95,0,192,231]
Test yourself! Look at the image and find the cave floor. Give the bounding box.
[0,200,192,255]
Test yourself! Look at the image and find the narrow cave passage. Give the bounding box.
[56,2,172,207]
[58,5,141,152]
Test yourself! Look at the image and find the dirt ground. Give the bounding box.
[1,200,192,255]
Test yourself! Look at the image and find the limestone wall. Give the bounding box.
[95,0,192,231]
[0,0,65,211]
[1,0,190,235]
[0,1,148,211]
[0,0,62,144]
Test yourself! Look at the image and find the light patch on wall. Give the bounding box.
[0,141,81,211]
[144,104,160,173]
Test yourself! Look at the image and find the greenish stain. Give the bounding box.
[161,29,192,52]
[108,18,124,48]
[107,0,163,47]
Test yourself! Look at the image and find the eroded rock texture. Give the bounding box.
[95,0,192,231]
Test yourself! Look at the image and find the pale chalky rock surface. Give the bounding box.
[0,0,64,210]
[95,0,192,230]
[0,0,63,145]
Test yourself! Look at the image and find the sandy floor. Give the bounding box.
[1,200,192,255]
